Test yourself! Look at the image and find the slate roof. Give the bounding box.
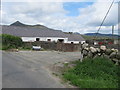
[1,25,85,41]
[1,25,65,37]
[65,33,85,41]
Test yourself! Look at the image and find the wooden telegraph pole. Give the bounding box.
[112,25,114,43]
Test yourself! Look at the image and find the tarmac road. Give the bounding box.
[2,51,81,88]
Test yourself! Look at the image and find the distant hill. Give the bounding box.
[85,33,119,37]
[73,32,80,35]
[81,33,120,40]
[10,21,27,26]
[10,21,48,29]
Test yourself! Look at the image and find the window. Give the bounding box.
[71,42,74,44]
[36,38,40,41]
[58,39,64,43]
[47,39,51,41]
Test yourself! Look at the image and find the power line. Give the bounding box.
[94,0,115,40]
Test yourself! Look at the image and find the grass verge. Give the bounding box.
[62,56,119,88]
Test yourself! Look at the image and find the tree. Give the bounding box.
[0,34,23,50]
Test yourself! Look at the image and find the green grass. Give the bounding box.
[18,46,32,50]
[63,57,119,88]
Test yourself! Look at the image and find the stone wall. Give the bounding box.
[23,41,81,52]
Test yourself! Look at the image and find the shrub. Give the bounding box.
[63,57,119,88]
[0,34,23,50]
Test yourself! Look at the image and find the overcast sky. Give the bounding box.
[1,0,119,34]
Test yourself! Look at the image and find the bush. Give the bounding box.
[0,34,23,50]
[63,57,119,88]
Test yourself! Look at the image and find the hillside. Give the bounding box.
[10,21,28,26]
[83,33,119,40]
[10,21,49,29]
[85,33,119,37]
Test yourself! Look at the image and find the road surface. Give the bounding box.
[2,51,81,88]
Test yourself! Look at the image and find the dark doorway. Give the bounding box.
[58,39,64,43]
[47,39,51,42]
[36,38,40,41]
[71,42,74,44]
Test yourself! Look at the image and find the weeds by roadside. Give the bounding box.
[62,56,119,88]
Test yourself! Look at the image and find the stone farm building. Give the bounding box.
[1,21,85,44]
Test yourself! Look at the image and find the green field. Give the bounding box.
[63,57,119,88]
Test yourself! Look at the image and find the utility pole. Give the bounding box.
[112,25,114,43]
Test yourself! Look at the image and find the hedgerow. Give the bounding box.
[0,34,23,50]
[63,57,119,88]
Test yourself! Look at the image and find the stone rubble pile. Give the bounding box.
[81,43,120,65]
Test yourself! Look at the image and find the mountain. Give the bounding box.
[10,21,48,29]
[10,21,28,26]
[85,33,119,37]
[31,24,48,29]
[73,32,80,35]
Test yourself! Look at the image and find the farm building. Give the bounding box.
[1,21,85,44]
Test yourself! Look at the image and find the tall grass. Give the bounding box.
[63,57,119,88]
[0,34,23,50]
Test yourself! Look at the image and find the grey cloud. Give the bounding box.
[1,1,119,34]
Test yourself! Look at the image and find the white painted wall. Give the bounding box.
[64,41,79,44]
[21,37,85,44]
[21,37,36,42]
[81,41,86,44]
[64,41,85,44]
[21,37,68,43]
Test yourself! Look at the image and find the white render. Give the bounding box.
[21,37,68,43]
[63,40,85,44]
[66,41,85,44]
[21,37,36,42]
[21,37,85,44]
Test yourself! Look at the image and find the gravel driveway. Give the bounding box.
[2,51,81,88]
[12,51,81,66]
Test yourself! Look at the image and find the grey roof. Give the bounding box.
[1,25,85,41]
[1,26,65,37]
[65,33,85,41]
